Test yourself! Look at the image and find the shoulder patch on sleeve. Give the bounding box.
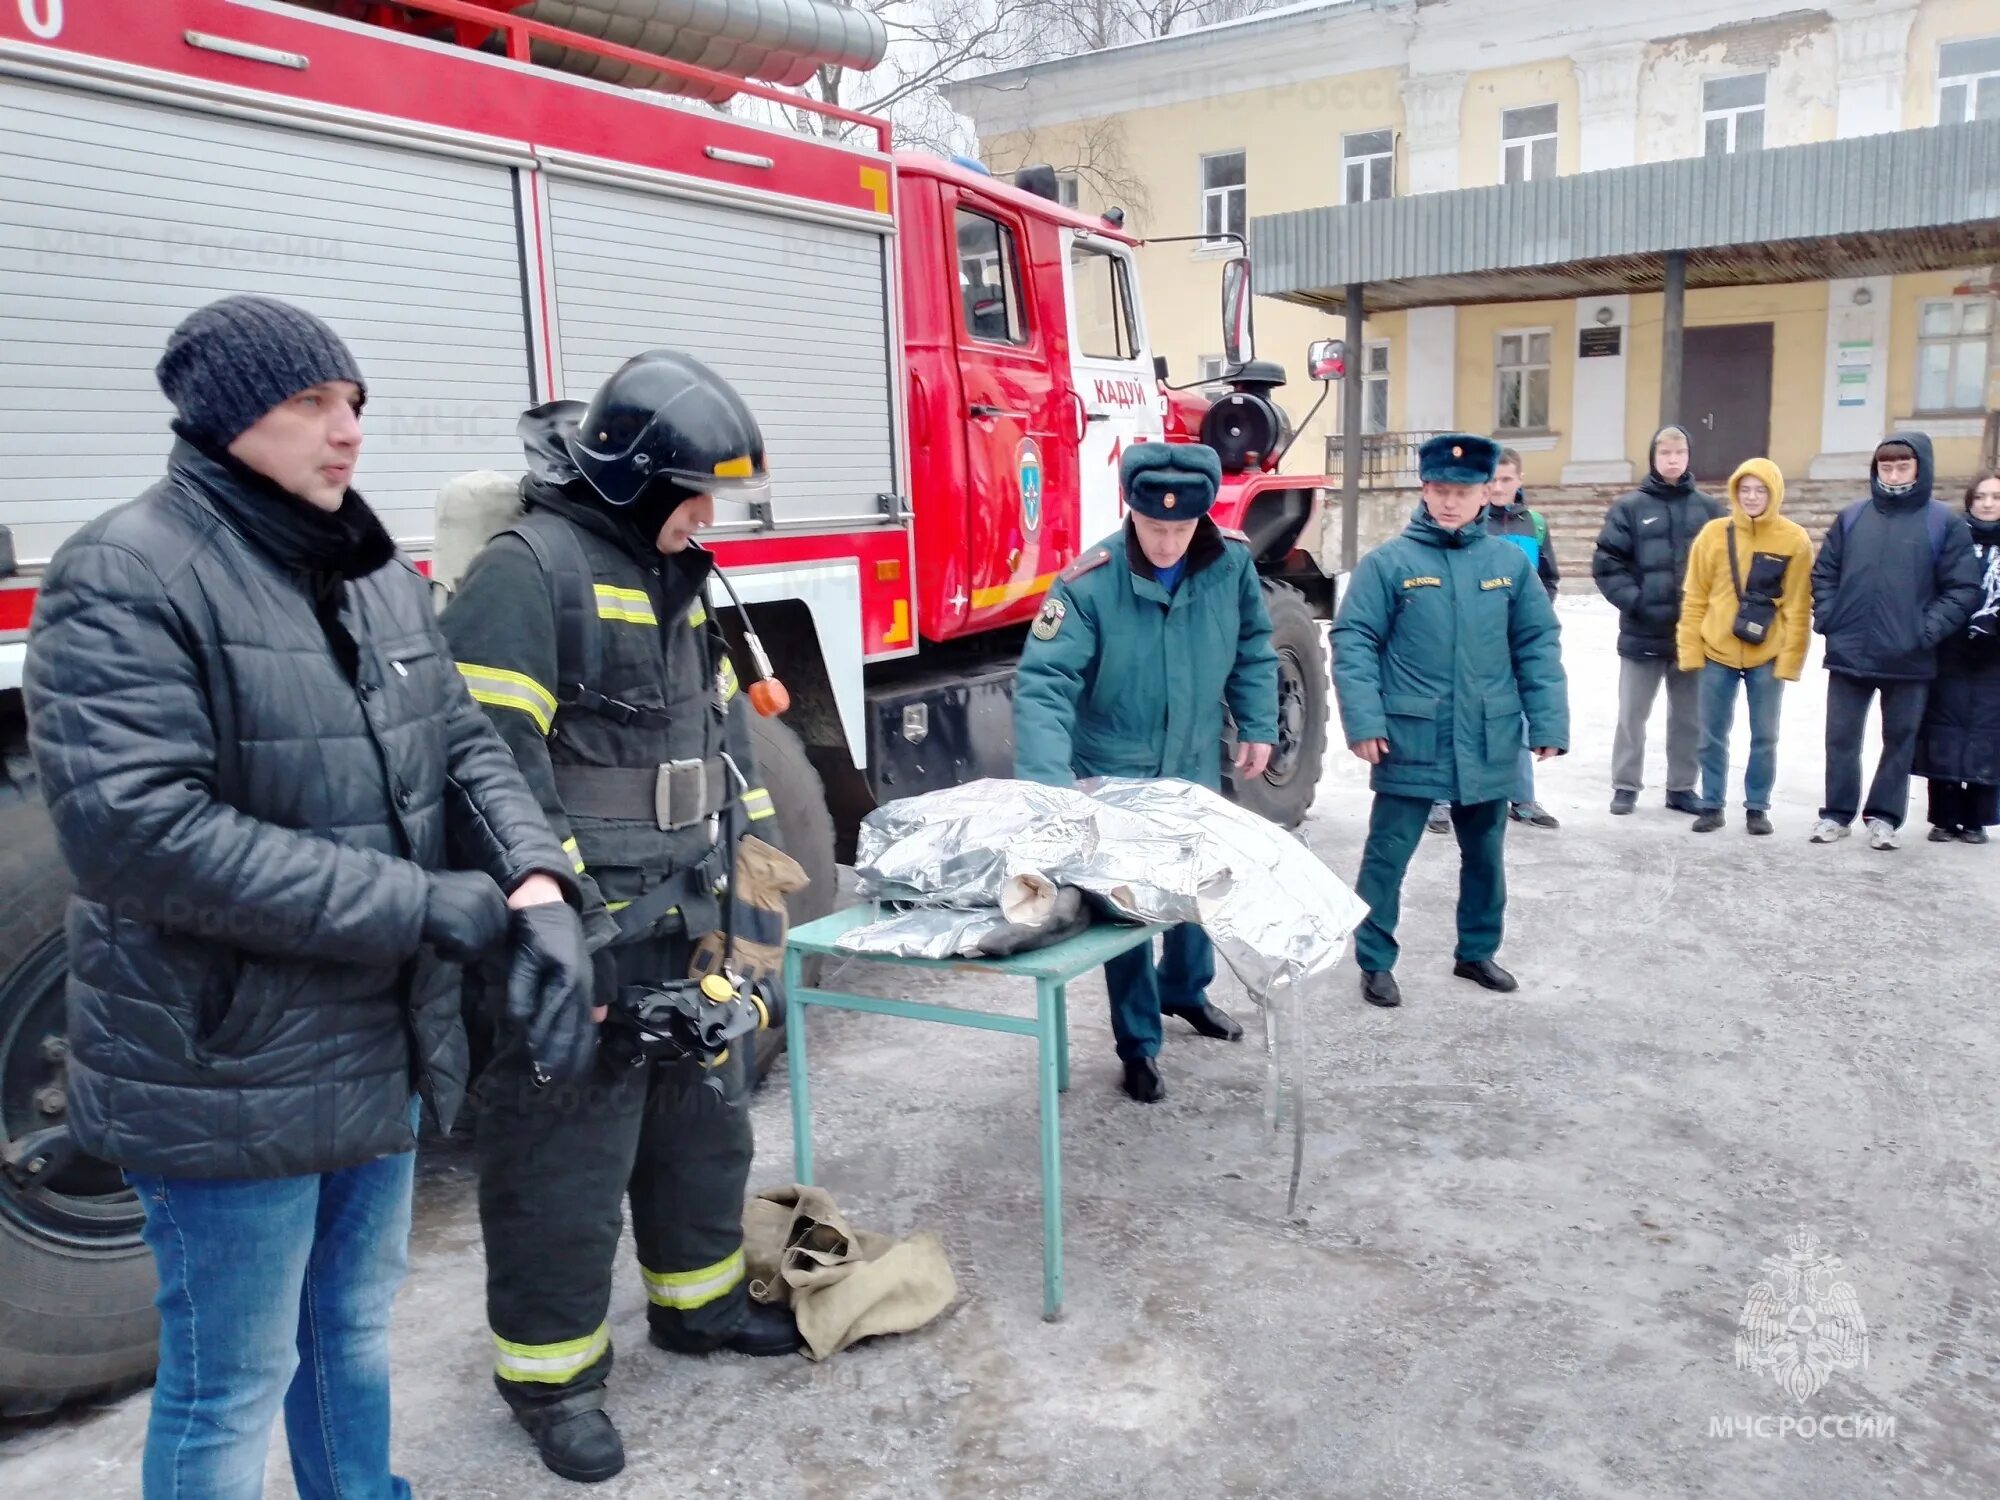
[1031,595,1068,641]
[1060,547,1113,584]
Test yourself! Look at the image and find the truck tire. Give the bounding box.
[744,713,838,1081]
[0,798,159,1417]
[1226,581,1330,829]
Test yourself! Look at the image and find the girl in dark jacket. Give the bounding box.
[1917,471,2000,844]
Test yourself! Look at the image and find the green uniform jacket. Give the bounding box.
[1014,519,1280,791]
[1332,508,1569,804]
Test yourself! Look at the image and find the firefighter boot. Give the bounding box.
[651,1299,803,1357]
[508,1386,626,1484]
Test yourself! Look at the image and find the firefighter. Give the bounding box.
[1013,441,1281,1103]
[440,351,797,1484]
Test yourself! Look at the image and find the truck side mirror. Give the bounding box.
[1307,338,1346,382]
[1221,256,1254,368]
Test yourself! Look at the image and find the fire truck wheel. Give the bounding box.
[1226,582,1330,829]
[744,714,839,1083]
[0,796,159,1417]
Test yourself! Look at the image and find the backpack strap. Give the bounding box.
[501,512,603,725]
[1926,500,1950,565]
[1837,499,1867,542]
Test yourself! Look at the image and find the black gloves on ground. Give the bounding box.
[422,870,510,963]
[504,901,597,1087]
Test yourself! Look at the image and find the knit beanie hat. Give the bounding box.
[155,295,366,446]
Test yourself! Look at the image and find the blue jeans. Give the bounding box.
[1101,923,1215,1061]
[129,1131,417,1500]
[1698,660,1784,813]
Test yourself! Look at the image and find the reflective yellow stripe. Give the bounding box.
[492,1322,610,1384]
[717,658,739,702]
[686,601,708,629]
[641,1249,745,1310]
[561,836,585,875]
[594,583,658,625]
[606,900,631,913]
[457,663,555,735]
[742,787,775,822]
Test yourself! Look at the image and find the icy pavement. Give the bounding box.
[6,597,1999,1498]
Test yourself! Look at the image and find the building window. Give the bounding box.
[1342,130,1395,203]
[1055,172,1080,209]
[1916,297,1992,414]
[1940,36,2000,123]
[1332,342,1391,435]
[955,209,1025,346]
[1200,150,1246,246]
[1070,243,1137,362]
[1501,105,1558,184]
[1198,355,1231,397]
[1495,329,1552,433]
[1703,73,1767,155]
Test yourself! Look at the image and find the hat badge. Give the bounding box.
[1452,444,1463,458]
[1163,492,1177,509]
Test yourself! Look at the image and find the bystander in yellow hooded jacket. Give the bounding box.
[1677,458,1814,680]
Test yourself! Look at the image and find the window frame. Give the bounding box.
[1500,103,1559,185]
[1341,128,1396,205]
[1702,72,1768,155]
[1054,172,1080,209]
[1198,149,1248,250]
[1330,340,1392,436]
[954,207,1029,348]
[1493,327,1554,436]
[1069,241,1139,363]
[1938,35,2000,124]
[1198,354,1231,398]
[1913,296,1993,416]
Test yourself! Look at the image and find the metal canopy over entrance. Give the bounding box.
[1254,118,2000,568]
[1255,119,2000,314]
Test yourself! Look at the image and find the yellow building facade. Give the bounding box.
[946,0,1998,490]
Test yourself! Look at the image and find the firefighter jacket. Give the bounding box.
[1013,518,1280,792]
[1332,505,1570,805]
[439,479,773,953]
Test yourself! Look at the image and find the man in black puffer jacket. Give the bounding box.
[1592,425,1725,816]
[1808,431,1980,849]
[23,295,595,1500]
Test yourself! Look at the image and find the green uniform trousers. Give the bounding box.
[474,933,754,1409]
[1354,794,1508,974]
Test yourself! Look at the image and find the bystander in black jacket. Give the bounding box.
[1592,428,1725,658]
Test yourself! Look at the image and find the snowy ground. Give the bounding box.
[6,596,2000,1499]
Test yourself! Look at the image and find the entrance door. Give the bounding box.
[1682,323,1774,482]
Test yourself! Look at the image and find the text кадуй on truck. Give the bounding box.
[0,0,1338,1414]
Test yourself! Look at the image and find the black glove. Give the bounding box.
[592,947,620,1014]
[505,902,596,1087]
[422,871,509,963]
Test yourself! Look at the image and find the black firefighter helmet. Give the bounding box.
[564,350,769,511]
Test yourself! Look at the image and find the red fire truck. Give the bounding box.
[0,0,1337,1410]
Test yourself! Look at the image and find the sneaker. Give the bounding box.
[1962,827,1990,846]
[1691,810,1725,833]
[1808,818,1850,843]
[1425,803,1451,836]
[1865,817,1899,851]
[1928,825,1958,843]
[1510,801,1560,829]
[1609,789,1637,816]
[1745,810,1774,836]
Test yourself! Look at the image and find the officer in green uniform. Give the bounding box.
[1332,433,1569,1010]
[1015,442,1280,1102]
[440,352,795,1484]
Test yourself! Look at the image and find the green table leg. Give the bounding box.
[785,947,814,1186]
[1054,983,1070,1095]
[1036,976,1064,1320]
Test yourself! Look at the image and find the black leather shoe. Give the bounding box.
[1453,959,1519,993]
[1692,810,1725,833]
[1165,1002,1243,1041]
[1929,824,1958,842]
[1665,790,1701,815]
[1360,970,1401,1008]
[515,1396,625,1484]
[1609,789,1637,815]
[651,1299,802,1358]
[1962,827,1990,846]
[1745,810,1774,837]
[1121,1057,1166,1102]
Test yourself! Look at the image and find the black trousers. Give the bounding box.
[1821,674,1930,828]
[1928,779,2000,830]
[475,934,754,1407]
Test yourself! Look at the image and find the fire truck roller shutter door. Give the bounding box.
[0,76,534,565]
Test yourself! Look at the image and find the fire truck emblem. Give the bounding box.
[1735,1226,1870,1403]
[1017,437,1044,534]
[1031,596,1066,641]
